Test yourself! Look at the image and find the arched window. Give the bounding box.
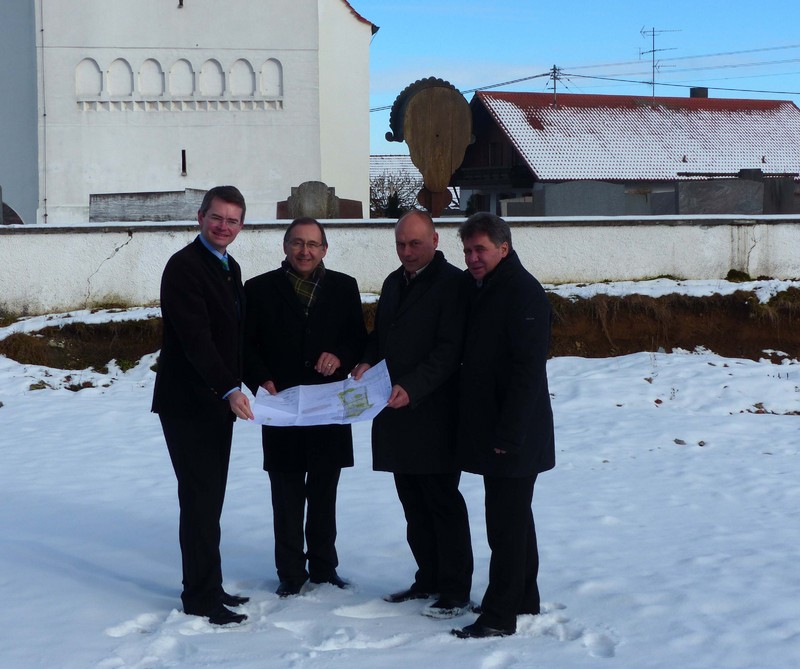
[260,58,283,98]
[169,59,195,97]
[107,59,134,97]
[200,59,224,97]
[230,59,255,97]
[75,58,103,97]
[138,59,165,97]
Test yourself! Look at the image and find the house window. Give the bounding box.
[181,150,187,176]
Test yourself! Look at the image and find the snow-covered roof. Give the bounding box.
[369,154,422,181]
[475,91,800,181]
[370,155,461,210]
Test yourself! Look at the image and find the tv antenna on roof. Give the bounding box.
[640,26,680,101]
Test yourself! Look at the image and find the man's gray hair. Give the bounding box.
[458,212,512,250]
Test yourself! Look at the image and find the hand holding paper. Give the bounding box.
[252,360,392,427]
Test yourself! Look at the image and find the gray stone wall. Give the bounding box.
[678,180,764,215]
[89,189,206,222]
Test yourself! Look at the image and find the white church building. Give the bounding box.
[0,0,375,225]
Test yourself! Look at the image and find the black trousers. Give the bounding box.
[476,473,540,631]
[160,415,233,613]
[268,468,341,583]
[394,472,473,601]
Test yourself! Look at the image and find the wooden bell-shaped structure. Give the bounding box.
[386,77,472,217]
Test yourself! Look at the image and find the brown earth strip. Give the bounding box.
[1,290,798,371]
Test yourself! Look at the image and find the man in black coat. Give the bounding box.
[451,212,556,639]
[152,185,254,626]
[244,217,367,598]
[352,210,473,618]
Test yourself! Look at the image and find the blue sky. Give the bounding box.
[360,0,800,154]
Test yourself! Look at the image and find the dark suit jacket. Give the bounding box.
[457,251,555,478]
[151,237,244,422]
[363,251,466,474]
[243,266,367,472]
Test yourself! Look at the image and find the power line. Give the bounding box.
[369,72,550,112]
[370,44,800,113]
[563,43,800,71]
[563,71,800,96]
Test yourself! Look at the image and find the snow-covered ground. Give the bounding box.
[1,281,798,669]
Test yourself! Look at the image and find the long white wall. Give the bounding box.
[2,216,800,315]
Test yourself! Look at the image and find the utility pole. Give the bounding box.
[639,26,679,102]
[549,65,562,107]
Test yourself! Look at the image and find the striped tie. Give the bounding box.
[220,256,229,271]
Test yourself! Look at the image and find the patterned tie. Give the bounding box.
[220,256,229,271]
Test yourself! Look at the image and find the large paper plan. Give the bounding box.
[251,359,392,426]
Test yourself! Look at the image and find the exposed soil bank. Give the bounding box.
[549,290,800,361]
[1,290,798,371]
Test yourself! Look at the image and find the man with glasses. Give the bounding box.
[244,217,367,598]
[152,185,253,626]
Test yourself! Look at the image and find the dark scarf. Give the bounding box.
[283,260,325,313]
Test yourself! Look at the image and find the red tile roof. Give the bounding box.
[475,91,800,181]
[339,0,378,34]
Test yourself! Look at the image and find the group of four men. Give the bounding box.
[152,185,555,639]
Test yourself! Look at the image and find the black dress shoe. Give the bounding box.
[422,597,471,619]
[186,604,247,626]
[310,573,350,589]
[451,621,514,639]
[383,587,432,603]
[276,579,306,598]
[221,591,250,607]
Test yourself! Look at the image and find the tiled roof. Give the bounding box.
[476,91,800,181]
[370,154,422,181]
[339,0,378,34]
[370,155,461,209]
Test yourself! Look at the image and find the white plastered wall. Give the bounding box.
[30,0,370,224]
[2,216,800,315]
[317,0,372,211]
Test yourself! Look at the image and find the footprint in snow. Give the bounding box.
[333,600,409,618]
[480,650,517,669]
[273,619,411,651]
[104,612,162,637]
[583,631,618,658]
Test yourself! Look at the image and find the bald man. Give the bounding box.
[353,211,473,619]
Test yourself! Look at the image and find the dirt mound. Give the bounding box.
[549,289,800,361]
[0,319,163,372]
[1,290,798,371]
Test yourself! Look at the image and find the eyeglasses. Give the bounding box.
[288,239,325,250]
[207,214,242,229]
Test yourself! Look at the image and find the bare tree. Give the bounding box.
[369,171,423,218]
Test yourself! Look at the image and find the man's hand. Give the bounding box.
[227,389,254,420]
[387,384,410,409]
[260,380,278,395]
[351,362,371,381]
[315,352,341,377]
